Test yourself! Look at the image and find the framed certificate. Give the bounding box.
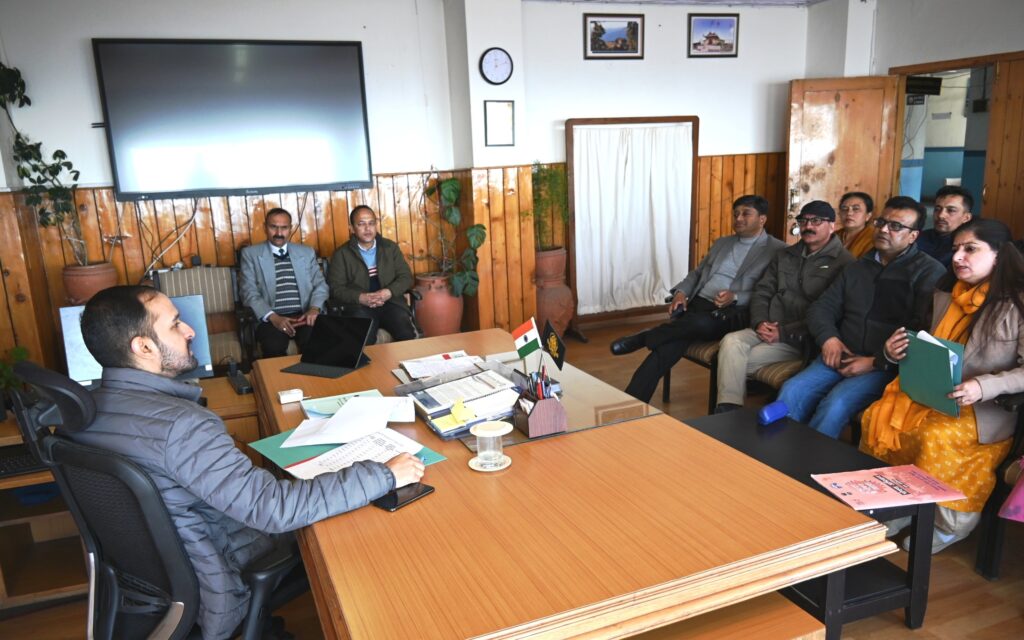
[484,100,515,147]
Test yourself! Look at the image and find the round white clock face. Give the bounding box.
[479,47,513,85]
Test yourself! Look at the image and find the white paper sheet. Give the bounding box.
[286,429,423,480]
[282,396,414,448]
[916,330,958,375]
[402,355,483,379]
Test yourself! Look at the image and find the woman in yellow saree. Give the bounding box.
[837,192,876,258]
[861,219,1024,553]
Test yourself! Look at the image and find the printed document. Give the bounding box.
[286,429,423,480]
[283,396,414,448]
[812,464,966,510]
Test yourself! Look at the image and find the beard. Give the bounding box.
[158,338,198,377]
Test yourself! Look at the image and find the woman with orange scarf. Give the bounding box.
[861,219,1024,553]
[836,192,876,258]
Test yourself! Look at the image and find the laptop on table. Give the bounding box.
[281,315,374,379]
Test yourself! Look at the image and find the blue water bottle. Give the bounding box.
[758,400,788,426]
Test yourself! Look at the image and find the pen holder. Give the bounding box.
[513,395,568,439]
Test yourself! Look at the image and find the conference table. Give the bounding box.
[251,329,894,639]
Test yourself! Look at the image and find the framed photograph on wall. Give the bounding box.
[583,13,644,60]
[687,14,739,58]
[484,100,515,147]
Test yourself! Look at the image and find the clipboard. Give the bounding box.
[899,331,964,417]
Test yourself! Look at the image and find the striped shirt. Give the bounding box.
[358,240,382,293]
[271,247,302,316]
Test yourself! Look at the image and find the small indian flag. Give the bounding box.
[512,318,541,358]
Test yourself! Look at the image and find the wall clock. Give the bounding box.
[479,47,513,85]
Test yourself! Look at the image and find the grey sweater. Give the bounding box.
[67,368,395,639]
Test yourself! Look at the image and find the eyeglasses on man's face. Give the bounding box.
[795,216,828,227]
[872,218,916,233]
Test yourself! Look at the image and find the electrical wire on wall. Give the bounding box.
[138,198,202,282]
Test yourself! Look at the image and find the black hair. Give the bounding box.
[883,196,926,230]
[80,286,160,369]
[732,195,769,217]
[839,191,874,213]
[265,208,292,225]
[935,185,974,213]
[937,219,1024,337]
[349,205,376,227]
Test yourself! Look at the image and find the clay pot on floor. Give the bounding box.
[414,274,463,337]
[535,247,573,335]
[63,262,119,305]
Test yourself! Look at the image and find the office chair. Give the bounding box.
[10,361,308,640]
[320,254,424,343]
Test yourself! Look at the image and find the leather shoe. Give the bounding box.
[610,332,647,355]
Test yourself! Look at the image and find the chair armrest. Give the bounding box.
[241,541,302,588]
[410,289,422,302]
[995,392,1024,413]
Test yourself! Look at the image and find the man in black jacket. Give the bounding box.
[775,196,945,438]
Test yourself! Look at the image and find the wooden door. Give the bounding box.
[984,57,1024,238]
[786,77,900,244]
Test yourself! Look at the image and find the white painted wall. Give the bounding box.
[873,0,1024,73]
[842,0,876,76]
[0,0,454,188]
[925,73,968,148]
[521,2,808,161]
[806,0,847,78]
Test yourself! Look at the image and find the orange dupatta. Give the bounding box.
[862,280,989,455]
[842,225,875,258]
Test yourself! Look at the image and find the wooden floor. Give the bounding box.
[2,319,1021,638]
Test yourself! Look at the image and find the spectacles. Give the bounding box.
[795,217,828,227]
[872,218,917,232]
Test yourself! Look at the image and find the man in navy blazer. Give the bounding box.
[612,195,785,403]
[239,208,329,357]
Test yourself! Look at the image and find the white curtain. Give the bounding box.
[573,122,693,315]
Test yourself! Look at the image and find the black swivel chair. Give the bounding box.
[10,361,308,639]
[974,391,1024,579]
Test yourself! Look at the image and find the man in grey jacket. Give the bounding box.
[611,195,785,403]
[714,201,854,413]
[69,286,425,640]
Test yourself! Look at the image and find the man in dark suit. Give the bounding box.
[611,195,786,403]
[239,208,329,357]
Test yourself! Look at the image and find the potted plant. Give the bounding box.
[529,161,573,335]
[0,346,27,422]
[414,175,487,336]
[1,61,116,303]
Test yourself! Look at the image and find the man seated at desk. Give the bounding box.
[328,205,417,345]
[239,207,329,357]
[69,285,425,640]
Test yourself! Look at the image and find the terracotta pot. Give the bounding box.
[414,274,464,337]
[63,262,119,305]
[535,247,574,336]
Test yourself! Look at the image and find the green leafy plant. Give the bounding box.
[422,175,487,296]
[0,346,28,392]
[529,161,569,251]
[1,61,86,265]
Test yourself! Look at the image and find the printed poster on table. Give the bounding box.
[811,464,965,510]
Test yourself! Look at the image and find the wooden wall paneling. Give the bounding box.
[74,189,105,268]
[392,176,415,272]
[193,198,218,267]
[312,192,334,259]
[294,192,318,254]
[487,168,510,331]
[91,189,120,269]
[116,201,145,284]
[468,169,493,331]
[765,153,784,240]
[987,59,1024,237]
[375,176,397,248]
[502,167,524,329]
[151,199,181,269]
[743,155,757,194]
[209,197,236,267]
[407,173,430,276]
[708,156,724,257]
[517,166,538,324]
[694,158,712,265]
[329,190,351,254]
[0,195,26,358]
[227,196,251,255]
[247,195,268,246]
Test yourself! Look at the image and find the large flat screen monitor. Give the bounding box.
[60,294,215,386]
[92,39,373,200]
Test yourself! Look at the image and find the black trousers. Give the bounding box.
[255,312,314,358]
[624,297,734,403]
[340,302,417,345]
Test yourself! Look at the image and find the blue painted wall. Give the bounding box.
[900,159,924,201]
[962,150,985,216]
[920,146,965,200]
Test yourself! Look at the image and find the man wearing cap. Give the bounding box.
[713,201,854,413]
[775,196,945,438]
[916,185,974,267]
[610,194,785,403]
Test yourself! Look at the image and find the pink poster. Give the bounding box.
[811,465,966,510]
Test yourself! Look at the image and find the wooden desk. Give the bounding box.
[252,330,894,639]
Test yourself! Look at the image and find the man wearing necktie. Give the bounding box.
[239,208,329,357]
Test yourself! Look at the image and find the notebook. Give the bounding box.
[281,315,374,378]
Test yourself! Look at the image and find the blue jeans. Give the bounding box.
[776,356,895,438]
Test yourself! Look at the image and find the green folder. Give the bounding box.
[249,429,446,471]
[899,331,965,417]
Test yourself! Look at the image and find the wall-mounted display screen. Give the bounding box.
[93,39,373,200]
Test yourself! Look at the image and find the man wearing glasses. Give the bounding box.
[713,201,854,413]
[328,205,416,344]
[916,185,974,267]
[775,196,945,438]
[611,195,785,403]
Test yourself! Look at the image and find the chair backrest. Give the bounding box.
[11,362,200,640]
[153,266,244,366]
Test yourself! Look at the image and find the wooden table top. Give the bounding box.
[252,329,893,639]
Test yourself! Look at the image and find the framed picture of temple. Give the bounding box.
[583,13,644,60]
[687,14,739,58]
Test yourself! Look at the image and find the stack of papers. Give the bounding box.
[286,429,425,480]
[400,351,484,379]
[283,396,414,448]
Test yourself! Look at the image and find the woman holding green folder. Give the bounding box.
[861,219,1024,553]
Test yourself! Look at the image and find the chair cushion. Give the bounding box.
[752,360,805,389]
[683,341,720,367]
[1005,458,1022,486]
